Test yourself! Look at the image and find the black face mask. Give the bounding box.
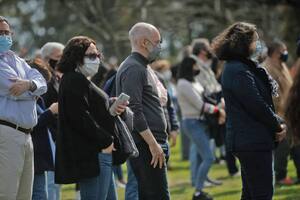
[206,51,213,59]
[193,69,200,76]
[49,59,58,69]
[280,52,288,62]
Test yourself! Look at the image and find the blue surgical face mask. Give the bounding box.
[251,40,263,61]
[0,35,12,53]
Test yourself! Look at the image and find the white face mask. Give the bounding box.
[80,57,100,77]
[161,70,172,81]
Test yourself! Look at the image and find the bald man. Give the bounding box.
[116,22,170,200]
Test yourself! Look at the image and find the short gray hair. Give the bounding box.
[40,42,64,59]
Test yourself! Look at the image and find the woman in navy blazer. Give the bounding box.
[212,22,287,200]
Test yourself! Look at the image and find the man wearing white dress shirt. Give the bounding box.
[0,16,47,200]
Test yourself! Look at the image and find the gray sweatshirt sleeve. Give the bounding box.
[120,67,148,132]
[178,79,204,111]
[178,79,216,114]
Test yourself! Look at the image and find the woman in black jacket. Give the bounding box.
[55,36,127,200]
[286,39,300,183]
[212,22,287,200]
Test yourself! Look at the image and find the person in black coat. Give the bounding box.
[55,36,127,200]
[40,42,64,199]
[212,22,287,200]
[28,58,58,200]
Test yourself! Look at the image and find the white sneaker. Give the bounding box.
[116,180,126,188]
[203,181,214,188]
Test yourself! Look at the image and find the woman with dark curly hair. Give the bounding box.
[212,22,287,200]
[54,36,128,200]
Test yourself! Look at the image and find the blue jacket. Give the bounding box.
[31,98,56,174]
[221,59,282,152]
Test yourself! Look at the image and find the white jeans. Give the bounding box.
[0,125,34,200]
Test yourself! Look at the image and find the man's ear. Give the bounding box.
[141,39,148,49]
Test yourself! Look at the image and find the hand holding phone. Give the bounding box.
[109,93,130,116]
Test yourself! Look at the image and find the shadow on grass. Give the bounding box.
[170,182,191,195]
[217,175,240,181]
[169,165,190,171]
[212,189,241,198]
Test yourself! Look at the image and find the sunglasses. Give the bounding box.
[85,53,102,60]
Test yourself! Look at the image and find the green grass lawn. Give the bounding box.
[60,140,300,200]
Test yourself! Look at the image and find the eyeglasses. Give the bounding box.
[84,52,102,60]
[0,30,12,36]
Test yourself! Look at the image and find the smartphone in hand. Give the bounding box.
[109,93,130,116]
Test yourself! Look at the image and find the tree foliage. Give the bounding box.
[0,0,299,61]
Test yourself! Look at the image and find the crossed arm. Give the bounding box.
[0,59,47,100]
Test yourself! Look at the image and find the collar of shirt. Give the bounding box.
[131,52,149,67]
[0,50,15,65]
[0,50,14,57]
[0,51,21,77]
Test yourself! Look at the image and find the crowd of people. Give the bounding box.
[1,15,300,200]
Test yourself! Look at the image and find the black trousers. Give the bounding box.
[226,151,239,175]
[223,127,239,175]
[235,151,273,200]
[291,144,300,180]
[274,138,290,181]
[130,140,170,200]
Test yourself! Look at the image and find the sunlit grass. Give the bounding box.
[61,138,300,200]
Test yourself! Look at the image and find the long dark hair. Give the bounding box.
[286,69,300,141]
[177,56,197,82]
[57,36,95,73]
[211,22,257,61]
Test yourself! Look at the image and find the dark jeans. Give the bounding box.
[180,121,190,160]
[113,165,124,181]
[130,141,170,200]
[32,172,47,200]
[125,161,138,200]
[235,151,273,200]
[79,153,117,200]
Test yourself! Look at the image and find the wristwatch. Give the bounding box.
[29,80,37,92]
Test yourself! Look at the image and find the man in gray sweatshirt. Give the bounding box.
[116,22,170,200]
